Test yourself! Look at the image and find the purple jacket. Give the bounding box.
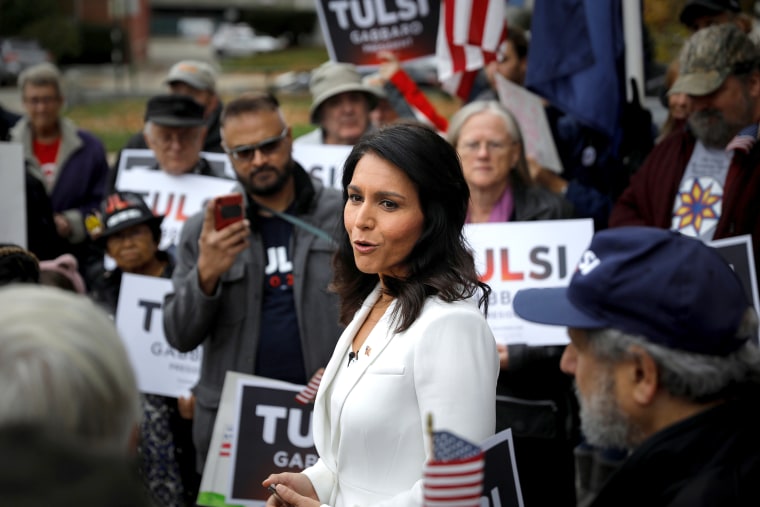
[12,117,109,243]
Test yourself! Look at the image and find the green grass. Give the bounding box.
[218,46,330,73]
[66,97,147,153]
[63,44,460,154]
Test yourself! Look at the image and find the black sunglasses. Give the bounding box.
[225,127,288,162]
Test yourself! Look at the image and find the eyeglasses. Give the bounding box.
[23,95,60,107]
[225,127,288,162]
[107,225,152,243]
[458,140,513,154]
[151,128,202,148]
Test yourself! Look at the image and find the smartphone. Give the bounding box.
[214,193,244,231]
[267,484,293,507]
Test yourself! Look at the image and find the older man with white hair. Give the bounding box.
[514,226,760,506]
[0,285,141,453]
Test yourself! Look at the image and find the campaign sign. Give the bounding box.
[198,371,248,507]
[227,378,317,506]
[464,219,594,346]
[315,0,440,67]
[293,143,352,190]
[115,274,202,397]
[117,148,233,180]
[115,166,238,250]
[480,428,524,507]
[0,142,26,248]
[494,74,564,174]
[709,235,760,344]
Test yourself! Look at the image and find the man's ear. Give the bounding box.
[747,70,760,101]
[628,345,659,406]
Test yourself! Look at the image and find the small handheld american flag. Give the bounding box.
[295,368,324,404]
[423,414,485,507]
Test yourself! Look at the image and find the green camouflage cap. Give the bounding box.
[669,23,760,97]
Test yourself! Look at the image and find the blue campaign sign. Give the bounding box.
[229,381,317,505]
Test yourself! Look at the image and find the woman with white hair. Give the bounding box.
[0,284,140,453]
[447,100,572,223]
[447,100,578,506]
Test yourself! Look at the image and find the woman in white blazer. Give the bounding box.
[264,123,499,507]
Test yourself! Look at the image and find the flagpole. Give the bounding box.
[623,0,644,101]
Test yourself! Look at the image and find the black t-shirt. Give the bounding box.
[255,213,306,385]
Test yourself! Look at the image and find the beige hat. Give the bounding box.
[361,73,389,100]
[164,60,217,91]
[669,23,760,97]
[309,61,382,124]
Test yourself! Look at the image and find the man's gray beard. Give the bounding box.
[688,111,738,149]
[577,369,644,450]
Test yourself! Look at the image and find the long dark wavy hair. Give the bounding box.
[332,122,491,332]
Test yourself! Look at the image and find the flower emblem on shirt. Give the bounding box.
[673,179,720,233]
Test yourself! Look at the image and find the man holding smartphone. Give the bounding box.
[163,92,344,474]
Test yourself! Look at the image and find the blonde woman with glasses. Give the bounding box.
[447,100,578,507]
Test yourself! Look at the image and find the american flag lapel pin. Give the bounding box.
[365,345,371,357]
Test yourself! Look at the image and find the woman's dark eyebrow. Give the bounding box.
[346,185,406,201]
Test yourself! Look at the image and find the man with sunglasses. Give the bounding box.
[163,92,343,474]
[610,24,760,284]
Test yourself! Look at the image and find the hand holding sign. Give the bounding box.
[198,197,250,295]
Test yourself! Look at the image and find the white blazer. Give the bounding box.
[302,285,499,507]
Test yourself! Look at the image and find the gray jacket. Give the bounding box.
[163,164,344,471]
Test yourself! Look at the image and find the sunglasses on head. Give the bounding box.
[225,127,288,162]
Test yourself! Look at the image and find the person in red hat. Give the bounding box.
[88,191,200,507]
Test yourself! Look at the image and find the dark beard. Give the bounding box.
[688,110,739,149]
[238,159,293,197]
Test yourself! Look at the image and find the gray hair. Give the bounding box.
[0,285,140,453]
[18,62,63,96]
[446,100,532,186]
[587,308,760,402]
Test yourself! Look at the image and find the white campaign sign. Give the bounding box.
[293,144,352,190]
[115,273,202,397]
[0,142,26,247]
[464,219,594,346]
[494,74,564,174]
[115,167,238,250]
[117,148,234,180]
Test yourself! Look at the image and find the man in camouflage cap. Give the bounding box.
[610,23,760,288]
[668,22,760,148]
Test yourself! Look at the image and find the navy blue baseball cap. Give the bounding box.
[144,94,205,127]
[513,227,752,356]
[680,0,740,29]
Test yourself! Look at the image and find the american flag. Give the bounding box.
[435,0,507,100]
[725,124,759,154]
[295,368,324,404]
[423,428,485,507]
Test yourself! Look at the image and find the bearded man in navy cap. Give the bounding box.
[514,226,760,506]
[679,0,752,33]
